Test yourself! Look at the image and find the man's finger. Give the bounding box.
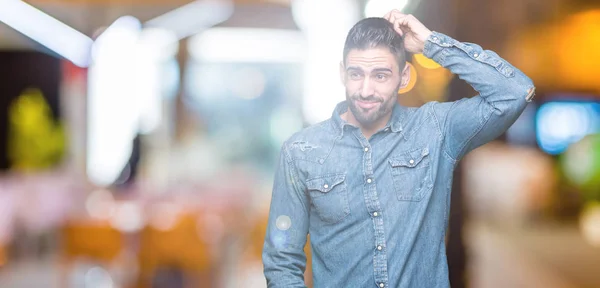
[386,9,403,20]
[395,14,412,28]
[385,11,395,25]
[391,10,406,19]
[392,20,404,36]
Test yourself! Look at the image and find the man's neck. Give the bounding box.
[341,109,392,139]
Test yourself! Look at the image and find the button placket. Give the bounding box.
[356,130,388,286]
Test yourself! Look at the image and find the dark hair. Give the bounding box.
[343,17,406,72]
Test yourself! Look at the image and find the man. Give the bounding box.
[263,10,535,288]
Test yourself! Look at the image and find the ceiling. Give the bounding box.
[0,0,297,49]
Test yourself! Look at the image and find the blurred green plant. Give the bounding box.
[7,88,66,171]
[561,134,600,202]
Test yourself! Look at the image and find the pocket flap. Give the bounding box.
[388,147,430,168]
[306,174,346,193]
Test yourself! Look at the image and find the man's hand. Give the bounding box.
[384,10,433,54]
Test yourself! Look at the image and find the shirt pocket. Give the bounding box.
[388,147,433,202]
[306,173,350,224]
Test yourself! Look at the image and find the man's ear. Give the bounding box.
[339,61,346,85]
[399,63,411,89]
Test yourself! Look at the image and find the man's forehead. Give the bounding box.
[345,48,397,70]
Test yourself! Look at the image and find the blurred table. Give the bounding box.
[466,221,600,288]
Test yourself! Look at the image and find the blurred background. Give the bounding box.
[0,0,599,287]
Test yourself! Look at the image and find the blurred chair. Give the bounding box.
[136,213,214,288]
[60,220,124,287]
[0,243,6,269]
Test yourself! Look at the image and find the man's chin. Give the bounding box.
[354,113,379,126]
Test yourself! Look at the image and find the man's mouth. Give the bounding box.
[355,100,379,110]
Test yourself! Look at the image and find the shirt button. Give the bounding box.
[367,178,372,183]
[409,159,414,164]
[373,212,378,217]
[377,245,382,251]
[380,283,385,288]
[474,53,479,57]
[384,127,390,132]
[364,147,369,152]
[323,184,329,189]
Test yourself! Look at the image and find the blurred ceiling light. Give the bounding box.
[291,0,360,124]
[365,0,410,17]
[0,0,93,67]
[137,28,179,61]
[91,15,142,63]
[145,0,234,40]
[291,0,358,33]
[87,16,142,187]
[188,28,306,63]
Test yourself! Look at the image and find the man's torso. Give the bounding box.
[285,101,456,288]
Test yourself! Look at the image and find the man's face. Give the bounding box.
[341,47,409,126]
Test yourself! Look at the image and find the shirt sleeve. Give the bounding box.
[425,31,536,160]
[262,143,310,288]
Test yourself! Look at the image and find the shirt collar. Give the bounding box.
[331,100,407,137]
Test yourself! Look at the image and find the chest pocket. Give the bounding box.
[388,147,433,201]
[306,173,350,224]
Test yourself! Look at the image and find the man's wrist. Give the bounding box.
[421,30,433,44]
[417,30,433,53]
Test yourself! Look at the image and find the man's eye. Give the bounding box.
[350,73,361,80]
[375,74,388,81]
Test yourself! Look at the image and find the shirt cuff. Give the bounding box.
[423,31,457,65]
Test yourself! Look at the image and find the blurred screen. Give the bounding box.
[536,96,600,155]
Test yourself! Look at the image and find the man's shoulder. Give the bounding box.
[284,118,334,146]
[281,119,337,162]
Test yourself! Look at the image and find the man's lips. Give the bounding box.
[356,100,380,110]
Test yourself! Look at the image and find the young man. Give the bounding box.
[263,10,535,288]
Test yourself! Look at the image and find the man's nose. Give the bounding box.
[360,78,375,98]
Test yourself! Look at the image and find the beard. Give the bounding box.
[346,90,397,127]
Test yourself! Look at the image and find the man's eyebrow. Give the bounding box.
[371,68,393,73]
[345,66,393,73]
[346,66,363,72]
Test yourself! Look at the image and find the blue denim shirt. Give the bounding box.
[263,31,535,288]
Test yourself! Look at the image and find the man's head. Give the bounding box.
[340,17,410,127]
